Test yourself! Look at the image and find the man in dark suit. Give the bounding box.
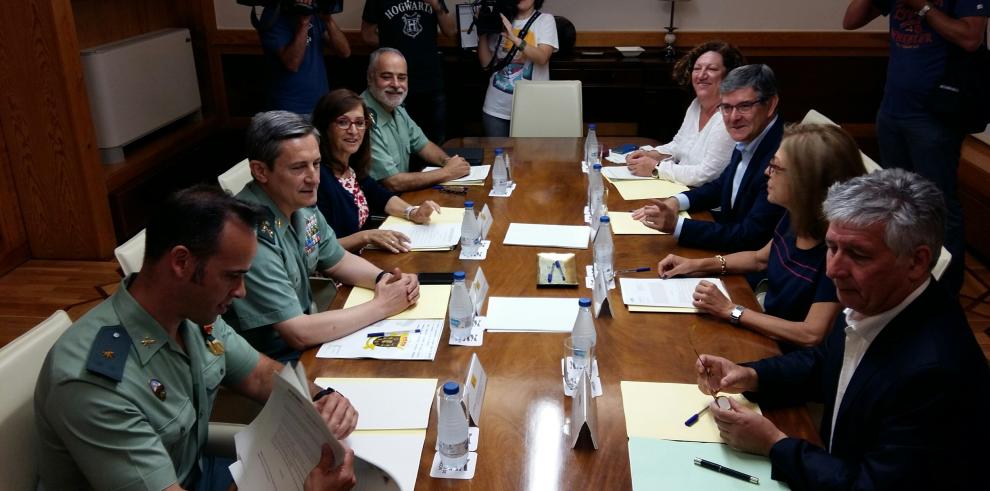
[696,169,989,490]
[633,64,785,252]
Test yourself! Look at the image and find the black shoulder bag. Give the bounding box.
[484,11,542,73]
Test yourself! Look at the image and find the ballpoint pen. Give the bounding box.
[694,458,759,484]
[366,329,421,338]
[684,404,709,426]
[615,267,651,274]
[432,185,468,195]
[553,260,566,281]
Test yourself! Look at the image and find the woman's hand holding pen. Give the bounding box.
[409,200,441,224]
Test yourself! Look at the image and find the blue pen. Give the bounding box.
[366,329,421,338]
[554,260,566,281]
[684,404,710,426]
[615,267,651,274]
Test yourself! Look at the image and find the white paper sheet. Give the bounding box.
[423,164,491,183]
[347,430,426,491]
[502,223,590,249]
[605,151,628,164]
[315,319,444,361]
[619,278,729,309]
[377,222,461,250]
[601,166,653,180]
[483,297,580,332]
[314,377,438,431]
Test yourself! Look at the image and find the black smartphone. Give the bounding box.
[418,272,455,285]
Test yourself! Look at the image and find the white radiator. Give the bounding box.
[80,28,201,163]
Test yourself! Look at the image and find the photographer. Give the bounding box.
[258,0,351,116]
[477,0,558,137]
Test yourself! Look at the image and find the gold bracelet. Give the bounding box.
[715,255,727,275]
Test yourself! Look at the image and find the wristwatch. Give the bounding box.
[917,3,932,18]
[729,305,746,325]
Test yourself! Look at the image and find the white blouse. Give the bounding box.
[649,98,736,187]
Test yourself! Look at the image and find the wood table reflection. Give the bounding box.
[301,137,819,490]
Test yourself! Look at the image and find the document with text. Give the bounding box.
[619,277,729,312]
[315,319,444,361]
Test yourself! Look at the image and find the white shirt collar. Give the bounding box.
[737,115,778,158]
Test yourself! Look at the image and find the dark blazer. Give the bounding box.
[316,165,394,238]
[746,281,989,490]
[679,116,785,252]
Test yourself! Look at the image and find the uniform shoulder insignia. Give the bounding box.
[86,325,132,382]
[257,209,277,246]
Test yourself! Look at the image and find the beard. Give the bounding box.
[371,85,407,110]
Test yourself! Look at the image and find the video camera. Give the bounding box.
[237,0,344,16]
[473,0,518,35]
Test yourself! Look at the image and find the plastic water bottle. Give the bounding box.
[437,381,470,471]
[584,123,599,164]
[588,163,605,229]
[492,148,508,194]
[460,201,481,255]
[448,271,474,340]
[594,216,614,283]
[571,298,597,371]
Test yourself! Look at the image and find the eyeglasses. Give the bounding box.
[766,157,786,175]
[334,117,367,130]
[717,98,766,116]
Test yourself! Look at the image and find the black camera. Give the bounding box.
[237,0,343,16]
[474,0,518,35]
[282,0,343,16]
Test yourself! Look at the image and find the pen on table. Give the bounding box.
[366,329,421,338]
[683,404,709,427]
[693,458,759,485]
[554,260,566,280]
[432,185,468,195]
[615,267,651,274]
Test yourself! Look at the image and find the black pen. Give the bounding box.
[615,267,651,274]
[693,458,759,485]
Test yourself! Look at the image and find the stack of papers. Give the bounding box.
[601,166,653,181]
[483,297,580,332]
[423,165,491,186]
[607,211,690,235]
[619,277,729,313]
[621,382,779,490]
[315,319,444,360]
[378,207,465,250]
[503,223,590,249]
[607,178,689,201]
[315,377,439,491]
[342,284,451,320]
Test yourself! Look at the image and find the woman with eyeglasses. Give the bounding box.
[625,41,745,186]
[656,124,867,349]
[312,89,440,253]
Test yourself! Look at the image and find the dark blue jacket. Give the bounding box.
[680,117,785,252]
[746,281,989,490]
[316,165,394,238]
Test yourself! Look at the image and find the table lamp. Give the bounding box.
[661,0,691,61]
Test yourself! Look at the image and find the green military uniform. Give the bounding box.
[362,89,429,181]
[35,277,259,491]
[226,181,346,358]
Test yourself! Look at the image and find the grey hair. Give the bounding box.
[823,168,946,270]
[245,110,320,168]
[367,47,404,79]
[720,64,778,100]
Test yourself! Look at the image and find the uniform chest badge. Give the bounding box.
[201,323,225,356]
[149,378,167,401]
[304,215,321,254]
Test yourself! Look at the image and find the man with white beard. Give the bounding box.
[362,48,470,192]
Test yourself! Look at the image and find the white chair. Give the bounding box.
[509,80,583,137]
[218,158,253,196]
[0,310,73,490]
[932,247,952,281]
[800,109,881,173]
[114,228,146,277]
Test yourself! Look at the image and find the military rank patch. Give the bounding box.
[149,378,167,401]
[86,325,131,382]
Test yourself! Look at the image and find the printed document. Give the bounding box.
[620,278,729,312]
[315,319,444,361]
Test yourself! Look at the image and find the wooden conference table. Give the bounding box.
[302,137,819,490]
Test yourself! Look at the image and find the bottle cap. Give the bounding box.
[453,271,466,280]
[588,123,597,129]
[593,163,602,170]
[442,381,460,395]
[600,215,611,223]
[494,148,503,154]
[464,200,474,208]
[579,298,592,307]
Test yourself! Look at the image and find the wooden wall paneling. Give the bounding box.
[0,117,30,276]
[71,0,185,49]
[960,137,990,260]
[0,0,115,259]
